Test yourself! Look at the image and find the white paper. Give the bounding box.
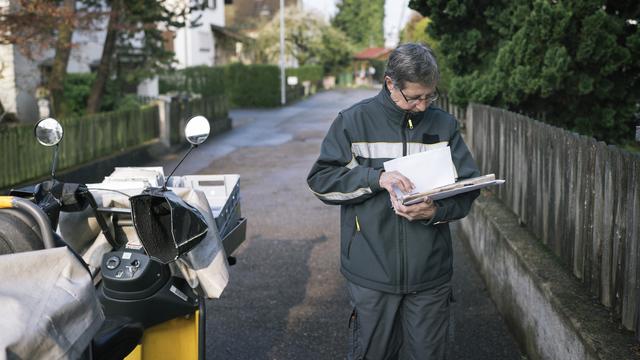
[383,146,456,197]
[403,179,506,205]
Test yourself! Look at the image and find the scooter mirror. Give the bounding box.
[184,116,210,145]
[34,118,64,146]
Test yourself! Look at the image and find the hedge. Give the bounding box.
[57,73,144,117]
[161,63,313,108]
[286,65,324,84]
[223,63,281,107]
[159,66,226,96]
[59,73,95,117]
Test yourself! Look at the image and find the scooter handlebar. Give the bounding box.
[0,196,55,249]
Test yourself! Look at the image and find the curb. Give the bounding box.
[454,191,638,360]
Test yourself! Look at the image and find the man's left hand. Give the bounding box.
[391,196,437,222]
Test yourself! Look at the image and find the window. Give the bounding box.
[198,32,211,52]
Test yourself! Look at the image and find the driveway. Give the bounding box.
[154,89,523,359]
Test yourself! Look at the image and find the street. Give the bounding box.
[153,89,523,360]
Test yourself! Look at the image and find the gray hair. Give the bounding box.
[384,43,439,89]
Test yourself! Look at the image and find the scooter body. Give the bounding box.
[0,116,246,360]
[87,167,246,360]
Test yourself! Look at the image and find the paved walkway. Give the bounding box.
[151,89,523,359]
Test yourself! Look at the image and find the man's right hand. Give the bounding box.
[379,170,414,199]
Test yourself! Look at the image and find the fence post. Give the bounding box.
[155,95,172,148]
[465,105,474,152]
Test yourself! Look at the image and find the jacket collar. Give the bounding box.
[376,83,427,126]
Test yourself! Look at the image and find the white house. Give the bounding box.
[0,0,225,123]
[68,1,227,73]
[0,40,43,123]
[0,0,46,122]
[170,0,225,69]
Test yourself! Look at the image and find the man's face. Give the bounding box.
[385,76,437,113]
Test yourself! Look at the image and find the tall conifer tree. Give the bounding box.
[332,0,385,49]
[410,0,640,144]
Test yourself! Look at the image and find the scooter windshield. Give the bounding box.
[130,188,208,263]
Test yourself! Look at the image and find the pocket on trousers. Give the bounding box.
[348,308,364,360]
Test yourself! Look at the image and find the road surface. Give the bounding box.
[151,89,524,360]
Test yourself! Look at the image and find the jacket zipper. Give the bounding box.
[401,112,409,156]
[399,112,411,292]
[348,216,360,259]
[398,216,404,292]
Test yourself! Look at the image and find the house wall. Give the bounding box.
[67,13,108,74]
[0,43,43,123]
[174,0,225,68]
[0,0,20,119]
[137,77,159,97]
[0,44,18,117]
[0,0,107,122]
[13,47,41,122]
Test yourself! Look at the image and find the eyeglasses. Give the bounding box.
[398,87,439,105]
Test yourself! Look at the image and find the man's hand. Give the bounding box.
[379,170,414,202]
[379,170,436,221]
[392,196,437,222]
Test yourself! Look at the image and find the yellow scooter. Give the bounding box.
[0,116,246,360]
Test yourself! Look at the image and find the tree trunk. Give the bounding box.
[86,0,121,114]
[49,0,75,117]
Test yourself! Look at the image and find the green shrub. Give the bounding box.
[161,63,314,107]
[59,73,145,116]
[59,73,95,117]
[223,63,281,107]
[159,72,185,94]
[336,72,354,87]
[286,65,324,84]
[160,66,226,96]
[98,79,124,113]
[410,0,640,145]
[114,94,143,112]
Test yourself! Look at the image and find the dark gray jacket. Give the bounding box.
[307,87,480,294]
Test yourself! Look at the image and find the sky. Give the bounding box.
[301,0,416,48]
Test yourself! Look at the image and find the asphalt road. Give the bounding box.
[153,89,524,360]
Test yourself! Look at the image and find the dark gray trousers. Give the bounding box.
[347,280,453,360]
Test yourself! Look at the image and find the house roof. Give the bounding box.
[210,24,254,43]
[353,47,392,60]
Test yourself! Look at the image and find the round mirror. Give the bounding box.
[34,117,63,146]
[185,115,210,145]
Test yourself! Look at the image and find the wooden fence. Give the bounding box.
[0,94,230,189]
[460,104,640,337]
[435,95,465,126]
[167,95,229,146]
[0,106,159,189]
